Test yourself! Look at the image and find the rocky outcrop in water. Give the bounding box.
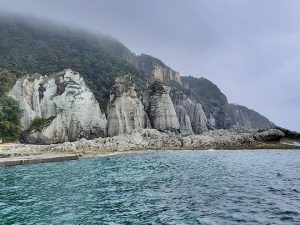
[107,75,151,136]
[9,69,107,144]
[148,82,180,134]
[1,128,298,157]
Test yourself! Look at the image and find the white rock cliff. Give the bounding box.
[10,69,107,144]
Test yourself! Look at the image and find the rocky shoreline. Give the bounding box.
[1,127,299,158]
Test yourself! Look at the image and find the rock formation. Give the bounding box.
[225,104,274,131]
[174,105,194,136]
[170,89,208,135]
[148,82,180,134]
[181,76,228,129]
[1,128,298,157]
[0,17,280,146]
[8,68,281,144]
[107,75,151,136]
[152,64,181,83]
[9,69,107,144]
[136,54,182,84]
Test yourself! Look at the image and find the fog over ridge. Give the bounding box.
[0,0,299,131]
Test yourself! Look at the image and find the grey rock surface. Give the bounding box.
[107,75,151,136]
[225,104,274,130]
[1,128,297,157]
[148,82,180,134]
[170,89,208,135]
[174,105,194,136]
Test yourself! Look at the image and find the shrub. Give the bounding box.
[0,96,22,142]
[0,69,16,96]
[28,116,56,132]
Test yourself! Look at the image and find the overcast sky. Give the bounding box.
[0,0,299,131]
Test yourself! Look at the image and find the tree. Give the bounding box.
[0,96,22,142]
[0,69,16,96]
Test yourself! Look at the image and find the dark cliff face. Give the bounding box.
[181,76,228,129]
[170,88,208,135]
[225,104,274,131]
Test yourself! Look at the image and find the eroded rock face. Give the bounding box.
[225,104,274,131]
[181,76,228,130]
[170,90,208,135]
[152,64,181,83]
[135,54,182,84]
[175,105,194,136]
[107,75,151,136]
[148,82,180,134]
[10,69,107,144]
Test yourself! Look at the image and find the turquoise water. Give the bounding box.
[0,150,300,225]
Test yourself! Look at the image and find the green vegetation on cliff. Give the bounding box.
[28,117,56,132]
[0,69,16,96]
[0,15,148,110]
[0,15,273,134]
[0,16,225,115]
[136,54,166,74]
[0,96,22,142]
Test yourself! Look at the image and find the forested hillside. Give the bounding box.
[0,15,148,110]
[0,15,228,115]
[0,15,274,143]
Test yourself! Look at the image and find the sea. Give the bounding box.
[0,150,299,224]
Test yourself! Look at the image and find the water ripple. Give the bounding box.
[0,150,300,224]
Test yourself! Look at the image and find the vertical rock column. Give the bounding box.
[149,81,180,134]
[107,75,151,136]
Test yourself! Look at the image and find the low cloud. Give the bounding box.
[0,0,299,130]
